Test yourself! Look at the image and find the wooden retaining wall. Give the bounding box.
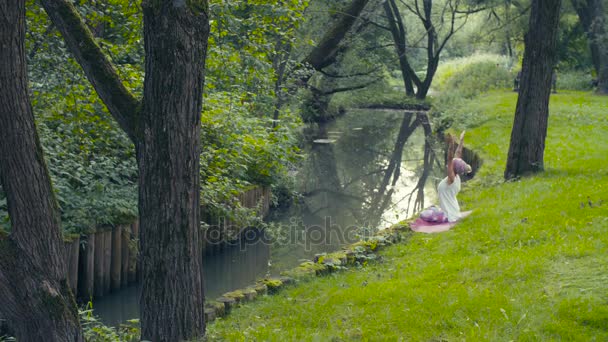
[66,186,271,300]
[69,222,138,301]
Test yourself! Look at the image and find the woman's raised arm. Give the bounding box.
[455,130,465,159]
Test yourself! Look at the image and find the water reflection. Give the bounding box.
[267,109,441,271]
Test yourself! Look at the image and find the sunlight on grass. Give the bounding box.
[206,90,608,341]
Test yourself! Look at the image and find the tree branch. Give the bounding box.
[320,78,381,95]
[359,17,392,31]
[319,66,382,78]
[40,0,140,142]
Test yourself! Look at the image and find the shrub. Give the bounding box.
[433,54,514,98]
[555,70,595,91]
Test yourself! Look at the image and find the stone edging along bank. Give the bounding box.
[203,221,413,322]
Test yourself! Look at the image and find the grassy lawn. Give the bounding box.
[206,90,608,341]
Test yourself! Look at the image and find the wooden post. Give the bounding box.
[79,233,95,300]
[103,228,112,294]
[93,230,104,297]
[110,225,122,291]
[121,225,130,287]
[66,237,79,295]
[264,187,271,217]
[128,221,138,283]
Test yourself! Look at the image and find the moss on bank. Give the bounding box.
[206,90,608,341]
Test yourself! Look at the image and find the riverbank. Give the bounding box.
[206,90,608,341]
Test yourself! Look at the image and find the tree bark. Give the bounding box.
[138,1,209,340]
[0,0,82,340]
[571,0,608,94]
[505,0,562,179]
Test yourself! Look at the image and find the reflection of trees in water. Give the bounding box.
[404,113,441,215]
[299,110,438,229]
[267,109,442,271]
[365,112,440,227]
[367,112,418,222]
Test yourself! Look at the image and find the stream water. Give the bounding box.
[94,108,444,326]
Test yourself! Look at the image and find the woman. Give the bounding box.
[421,131,471,223]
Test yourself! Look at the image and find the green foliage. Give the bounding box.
[36,95,138,234]
[200,91,301,224]
[0,0,310,234]
[80,303,139,342]
[0,188,8,231]
[197,0,309,223]
[556,7,593,70]
[207,0,308,95]
[449,6,527,56]
[0,1,144,234]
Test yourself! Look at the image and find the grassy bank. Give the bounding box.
[207,90,608,341]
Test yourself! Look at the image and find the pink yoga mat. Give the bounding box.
[410,211,472,234]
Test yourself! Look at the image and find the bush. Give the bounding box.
[80,303,139,342]
[555,70,595,91]
[433,54,514,98]
[200,91,302,226]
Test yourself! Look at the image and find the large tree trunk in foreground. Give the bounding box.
[571,0,608,94]
[505,0,562,179]
[139,1,209,340]
[40,0,210,340]
[0,0,82,340]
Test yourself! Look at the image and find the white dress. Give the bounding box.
[437,174,461,222]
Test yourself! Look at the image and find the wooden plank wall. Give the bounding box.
[65,186,271,300]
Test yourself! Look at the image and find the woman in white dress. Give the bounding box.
[421,131,471,223]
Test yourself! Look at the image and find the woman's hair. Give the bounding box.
[452,158,472,175]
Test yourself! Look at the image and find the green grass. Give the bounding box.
[206,90,608,341]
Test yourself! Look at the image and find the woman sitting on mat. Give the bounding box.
[421,130,472,223]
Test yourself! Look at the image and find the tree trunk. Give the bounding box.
[0,0,82,340]
[505,0,514,59]
[303,0,370,71]
[384,0,416,96]
[571,0,608,94]
[416,0,439,100]
[505,0,562,179]
[138,1,209,341]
